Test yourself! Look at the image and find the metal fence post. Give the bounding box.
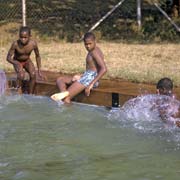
[22,0,26,26]
[137,0,142,29]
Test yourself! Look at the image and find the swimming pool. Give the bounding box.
[0,95,180,180]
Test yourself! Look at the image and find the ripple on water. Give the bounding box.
[1,94,180,179]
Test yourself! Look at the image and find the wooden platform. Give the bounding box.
[6,71,180,107]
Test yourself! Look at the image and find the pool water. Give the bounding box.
[0,95,180,180]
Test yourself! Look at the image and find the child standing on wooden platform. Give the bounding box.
[7,26,42,94]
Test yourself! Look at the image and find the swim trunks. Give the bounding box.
[78,70,99,87]
[19,60,28,67]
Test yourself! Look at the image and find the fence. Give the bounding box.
[0,0,21,24]
[0,0,179,43]
[0,0,64,26]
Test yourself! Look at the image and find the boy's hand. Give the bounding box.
[37,70,46,80]
[13,60,21,66]
[72,74,81,82]
[85,84,93,96]
[38,69,42,77]
[14,62,23,72]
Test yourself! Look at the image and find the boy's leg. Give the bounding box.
[13,63,25,93]
[51,81,85,103]
[24,60,36,94]
[51,76,73,102]
[67,81,85,99]
[56,76,73,91]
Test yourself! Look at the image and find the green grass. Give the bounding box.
[1,41,180,87]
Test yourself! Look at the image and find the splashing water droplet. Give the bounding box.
[0,70,6,96]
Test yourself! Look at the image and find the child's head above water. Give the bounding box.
[156,77,173,96]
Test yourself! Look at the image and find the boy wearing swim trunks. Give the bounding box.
[51,32,107,103]
[7,26,42,94]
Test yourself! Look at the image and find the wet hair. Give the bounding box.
[83,32,95,41]
[156,77,173,91]
[19,26,31,36]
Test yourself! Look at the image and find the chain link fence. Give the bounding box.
[0,0,179,43]
[27,0,69,41]
[1,0,180,73]
[0,0,22,24]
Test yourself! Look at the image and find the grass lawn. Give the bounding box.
[1,41,180,86]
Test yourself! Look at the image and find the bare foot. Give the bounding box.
[51,91,69,101]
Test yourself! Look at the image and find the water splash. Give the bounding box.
[0,70,6,96]
[108,94,180,132]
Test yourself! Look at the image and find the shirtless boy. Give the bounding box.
[156,77,180,127]
[51,32,107,103]
[7,26,42,94]
[121,77,180,128]
[156,77,174,97]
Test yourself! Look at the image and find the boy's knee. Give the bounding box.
[17,72,25,80]
[29,71,36,79]
[56,77,64,85]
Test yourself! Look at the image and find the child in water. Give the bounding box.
[121,77,180,128]
[7,26,42,94]
[156,77,180,127]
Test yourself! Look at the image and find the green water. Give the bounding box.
[0,95,180,180]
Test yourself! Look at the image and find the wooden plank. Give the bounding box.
[5,71,180,107]
[73,91,112,107]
